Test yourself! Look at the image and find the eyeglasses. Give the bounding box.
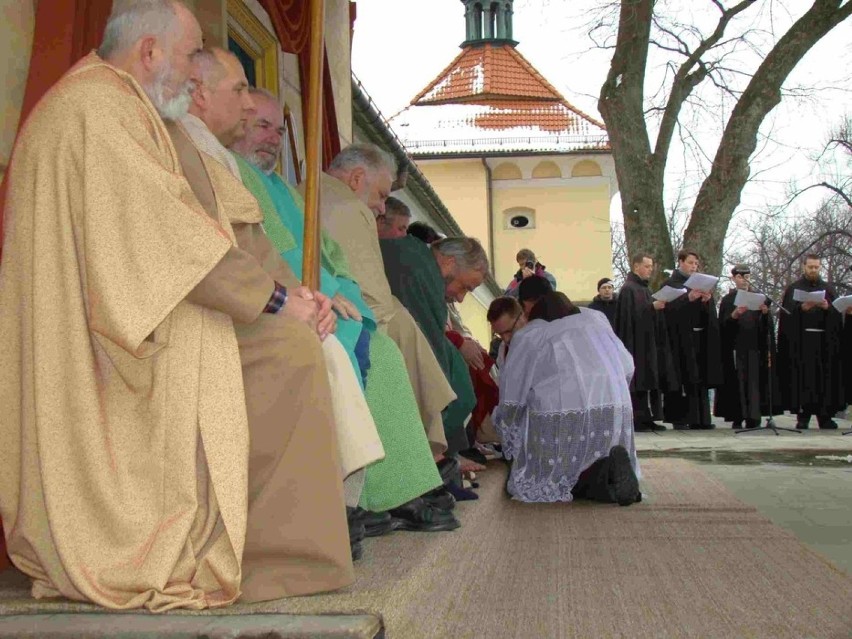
[494,312,523,341]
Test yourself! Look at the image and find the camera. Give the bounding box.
[525,260,535,270]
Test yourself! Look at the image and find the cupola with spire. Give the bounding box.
[461,0,517,47]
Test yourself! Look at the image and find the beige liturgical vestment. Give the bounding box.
[179,114,383,481]
[320,174,456,453]
[0,53,352,609]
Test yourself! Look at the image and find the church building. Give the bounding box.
[389,0,617,302]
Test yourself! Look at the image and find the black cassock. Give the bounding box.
[588,294,618,328]
[613,272,676,425]
[777,277,845,423]
[713,288,779,426]
[660,270,723,427]
[845,316,852,405]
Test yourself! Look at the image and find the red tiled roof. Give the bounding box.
[408,43,604,130]
[390,43,608,155]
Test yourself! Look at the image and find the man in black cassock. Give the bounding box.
[777,254,845,429]
[661,249,723,430]
[614,254,676,432]
[713,264,778,429]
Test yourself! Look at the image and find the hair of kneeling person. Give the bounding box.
[528,291,580,322]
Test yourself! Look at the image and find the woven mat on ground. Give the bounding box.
[1,458,850,638]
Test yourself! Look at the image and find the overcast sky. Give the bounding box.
[351,0,852,228]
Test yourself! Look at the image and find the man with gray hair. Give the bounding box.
[377,196,412,240]
[380,234,486,456]
[0,0,352,610]
[322,144,459,457]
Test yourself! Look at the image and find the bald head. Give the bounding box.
[99,0,202,120]
[188,47,256,146]
[230,88,285,174]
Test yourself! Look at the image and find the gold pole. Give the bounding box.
[301,0,325,290]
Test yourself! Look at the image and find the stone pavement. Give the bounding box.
[634,413,852,574]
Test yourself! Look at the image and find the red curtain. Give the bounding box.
[258,0,341,169]
[0,0,111,260]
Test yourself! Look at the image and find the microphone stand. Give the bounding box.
[735,286,800,436]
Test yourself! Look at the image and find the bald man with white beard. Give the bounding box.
[0,0,352,610]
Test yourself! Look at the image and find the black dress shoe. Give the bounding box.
[732,421,743,430]
[818,420,838,430]
[673,424,691,430]
[607,445,640,507]
[649,422,668,431]
[423,486,456,511]
[346,507,366,545]
[634,423,654,432]
[437,457,462,488]
[389,498,461,532]
[350,508,398,537]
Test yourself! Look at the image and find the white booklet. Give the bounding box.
[792,289,825,303]
[652,286,688,302]
[832,295,852,314]
[733,289,767,311]
[683,273,719,292]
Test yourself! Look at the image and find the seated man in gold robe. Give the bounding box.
[0,0,351,610]
[181,47,385,533]
[321,145,462,456]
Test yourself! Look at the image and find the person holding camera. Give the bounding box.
[504,248,557,298]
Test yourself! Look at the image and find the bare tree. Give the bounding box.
[598,0,852,286]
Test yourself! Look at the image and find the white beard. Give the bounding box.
[144,60,193,121]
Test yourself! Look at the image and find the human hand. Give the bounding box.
[521,267,535,279]
[700,291,712,303]
[314,290,336,340]
[332,293,362,322]
[846,306,852,315]
[688,289,702,302]
[652,300,666,310]
[801,301,815,312]
[732,305,748,319]
[459,338,485,371]
[819,299,829,310]
[282,286,318,329]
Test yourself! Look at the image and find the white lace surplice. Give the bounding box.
[494,308,639,502]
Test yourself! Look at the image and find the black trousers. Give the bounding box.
[631,390,662,424]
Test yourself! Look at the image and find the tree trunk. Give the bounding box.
[599,0,674,287]
[683,0,852,277]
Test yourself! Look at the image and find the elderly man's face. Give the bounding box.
[230,93,285,173]
[438,255,485,303]
[377,214,410,239]
[145,4,202,119]
[803,258,821,281]
[197,52,256,146]
[364,169,393,217]
[491,311,526,346]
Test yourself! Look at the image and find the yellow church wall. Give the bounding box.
[0,0,36,181]
[492,178,613,303]
[457,293,493,346]
[416,159,492,261]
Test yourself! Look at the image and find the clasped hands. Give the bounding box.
[801,300,830,312]
[688,289,712,303]
[281,286,337,340]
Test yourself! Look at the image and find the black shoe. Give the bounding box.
[818,420,839,430]
[389,498,461,532]
[346,507,366,544]
[796,422,810,430]
[437,457,463,488]
[673,424,691,430]
[732,421,743,430]
[351,540,363,561]
[459,447,488,466]
[649,422,668,431]
[423,486,456,511]
[350,508,398,537]
[745,419,760,429]
[607,445,640,507]
[796,415,811,430]
[692,423,716,430]
[634,423,653,432]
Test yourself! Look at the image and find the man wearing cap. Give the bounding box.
[714,265,776,429]
[588,278,618,327]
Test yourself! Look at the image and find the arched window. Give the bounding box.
[492,162,522,180]
[531,160,562,179]
[571,160,602,177]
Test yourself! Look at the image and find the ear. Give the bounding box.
[348,166,367,191]
[189,77,206,109]
[138,36,158,72]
